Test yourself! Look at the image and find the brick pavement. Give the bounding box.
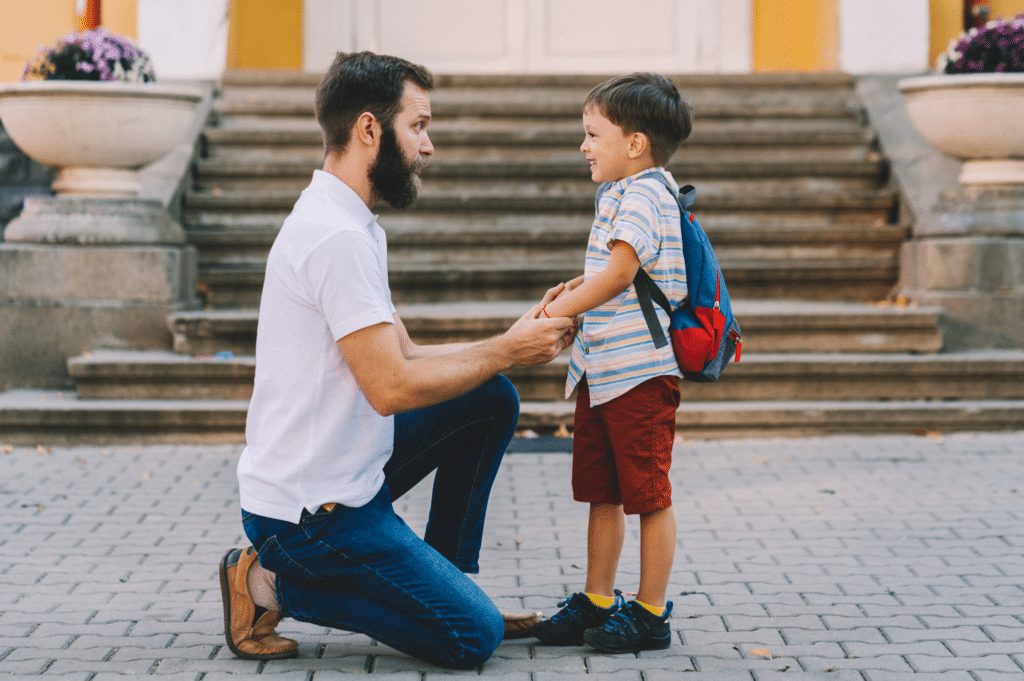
[1,431,1023,680]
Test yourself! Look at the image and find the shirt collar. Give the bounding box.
[597,166,677,202]
[310,169,378,229]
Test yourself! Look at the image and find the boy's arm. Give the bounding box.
[542,241,641,319]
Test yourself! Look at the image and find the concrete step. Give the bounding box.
[216,83,862,120]
[66,349,1024,403]
[184,211,905,244]
[205,117,874,151]
[4,389,1023,445]
[190,228,902,268]
[185,184,897,214]
[519,399,1024,440]
[194,150,886,185]
[183,212,906,271]
[0,390,248,445]
[167,301,944,356]
[220,70,859,90]
[195,255,898,307]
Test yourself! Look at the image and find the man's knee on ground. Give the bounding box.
[443,607,504,669]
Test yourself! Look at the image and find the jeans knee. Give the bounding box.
[447,608,503,669]
[486,374,520,427]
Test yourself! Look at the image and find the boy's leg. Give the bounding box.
[533,378,624,646]
[580,375,680,653]
[242,488,504,670]
[583,502,625,598]
[637,505,676,608]
[387,374,518,573]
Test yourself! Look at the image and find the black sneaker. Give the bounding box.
[583,600,673,653]
[533,591,624,645]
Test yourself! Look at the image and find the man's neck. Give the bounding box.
[323,152,376,209]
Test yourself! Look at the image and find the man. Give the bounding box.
[218,52,574,670]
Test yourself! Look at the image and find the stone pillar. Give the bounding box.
[0,197,199,392]
[0,124,53,232]
[899,187,1024,350]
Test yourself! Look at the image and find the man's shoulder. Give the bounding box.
[278,188,374,247]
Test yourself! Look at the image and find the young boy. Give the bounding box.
[531,73,693,653]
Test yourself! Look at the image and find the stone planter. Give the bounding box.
[0,80,203,198]
[0,82,204,389]
[899,73,1024,185]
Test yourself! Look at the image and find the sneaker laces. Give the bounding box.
[605,600,673,636]
[552,589,625,625]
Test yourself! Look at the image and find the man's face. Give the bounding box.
[368,81,433,210]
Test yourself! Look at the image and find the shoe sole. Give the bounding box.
[582,628,672,654]
[219,548,298,661]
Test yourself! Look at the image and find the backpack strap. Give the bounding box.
[632,175,695,350]
[634,268,672,349]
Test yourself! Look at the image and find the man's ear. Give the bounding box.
[354,111,381,147]
[627,132,649,159]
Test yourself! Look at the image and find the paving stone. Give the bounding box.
[3,433,1024,677]
[908,654,1022,673]
[755,672,864,681]
[863,673,975,681]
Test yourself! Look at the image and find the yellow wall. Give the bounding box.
[930,0,1024,66]
[227,0,303,70]
[1,1,76,81]
[102,0,139,40]
[753,0,840,72]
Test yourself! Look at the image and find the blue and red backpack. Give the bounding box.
[633,179,742,382]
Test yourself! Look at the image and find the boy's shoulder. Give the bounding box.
[618,173,680,218]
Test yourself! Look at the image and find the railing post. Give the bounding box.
[76,0,101,31]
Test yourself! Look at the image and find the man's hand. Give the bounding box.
[497,283,576,366]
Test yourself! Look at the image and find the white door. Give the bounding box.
[304,0,752,74]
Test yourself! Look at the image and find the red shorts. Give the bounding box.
[571,375,681,515]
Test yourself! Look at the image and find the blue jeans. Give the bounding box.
[241,375,518,669]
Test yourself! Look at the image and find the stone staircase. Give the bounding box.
[4,71,1024,444]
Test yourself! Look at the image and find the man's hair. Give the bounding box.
[315,51,434,154]
[584,73,693,166]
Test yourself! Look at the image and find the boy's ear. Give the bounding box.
[627,132,650,159]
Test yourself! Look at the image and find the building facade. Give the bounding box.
[2,0,1023,82]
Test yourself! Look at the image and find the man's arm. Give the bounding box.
[393,283,569,360]
[338,291,573,416]
[392,314,476,360]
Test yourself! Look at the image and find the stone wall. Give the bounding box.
[0,122,53,233]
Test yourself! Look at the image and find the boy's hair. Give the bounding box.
[585,73,693,167]
[315,51,434,155]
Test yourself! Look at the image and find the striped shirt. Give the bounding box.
[565,167,686,406]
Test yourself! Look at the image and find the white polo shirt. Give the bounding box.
[237,170,397,523]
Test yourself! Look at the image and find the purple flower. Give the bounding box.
[21,27,155,82]
[939,14,1024,73]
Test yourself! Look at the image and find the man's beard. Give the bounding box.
[368,123,423,210]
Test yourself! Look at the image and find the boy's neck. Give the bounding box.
[610,164,661,183]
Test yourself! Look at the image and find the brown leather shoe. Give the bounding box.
[219,547,298,660]
[502,610,541,639]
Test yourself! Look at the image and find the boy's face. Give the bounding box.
[581,105,635,184]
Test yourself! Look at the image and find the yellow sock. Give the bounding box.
[584,592,616,609]
[636,599,666,616]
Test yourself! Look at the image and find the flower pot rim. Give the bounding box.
[0,79,204,102]
[899,72,1024,93]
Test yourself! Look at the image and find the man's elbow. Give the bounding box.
[364,391,404,417]
[362,380,418,417]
